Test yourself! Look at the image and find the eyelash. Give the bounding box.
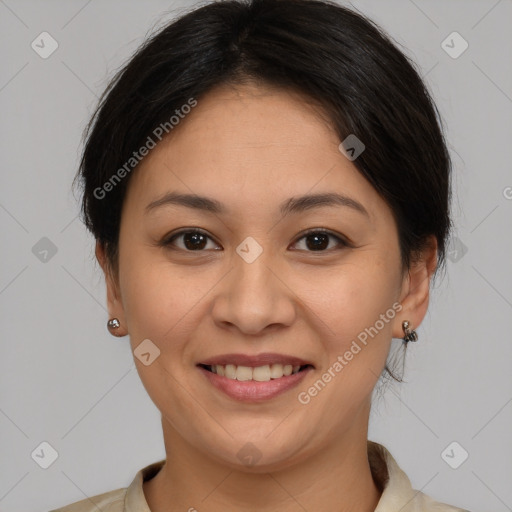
[161,227,350,253]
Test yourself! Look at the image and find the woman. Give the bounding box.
[51,0,470,510]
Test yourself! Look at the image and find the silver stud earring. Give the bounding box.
[107,318,121,336]
[402,320,418,343]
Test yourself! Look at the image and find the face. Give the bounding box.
[100,82,432,471]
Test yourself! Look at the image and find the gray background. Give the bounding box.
[1,0,511,510]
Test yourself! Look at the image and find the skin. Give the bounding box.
[96,82,437,512]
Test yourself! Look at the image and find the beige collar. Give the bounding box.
[122,441,467,511]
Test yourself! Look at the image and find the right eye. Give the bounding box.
[161,229,221,252]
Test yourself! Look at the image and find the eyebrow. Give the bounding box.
[145,191,369,218]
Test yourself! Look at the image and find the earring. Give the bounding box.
[402,320,418,343]
[107,318,121,336]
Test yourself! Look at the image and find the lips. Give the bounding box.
[198,363,313,402]
[196,352,315,401]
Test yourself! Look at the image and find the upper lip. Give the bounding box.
[198,353,314,368]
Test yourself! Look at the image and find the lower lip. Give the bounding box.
[198,366,313,402]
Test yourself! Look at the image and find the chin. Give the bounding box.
[202,432,312,473]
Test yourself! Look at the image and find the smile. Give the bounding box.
[197,354,314,402]
[198,363,313,381]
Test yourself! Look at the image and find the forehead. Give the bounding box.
[122,83,385,224]
[152,82,340,166]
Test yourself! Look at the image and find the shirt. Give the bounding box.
[49,441,470,511]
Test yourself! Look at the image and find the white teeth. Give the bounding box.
[235,366,253,381]
[270,364,283,378]
[210,363,304,381]
[252,365,271,382]
[224,364,237,379]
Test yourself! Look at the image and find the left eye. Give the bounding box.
[162,229,348,252]
[293,229,348,252]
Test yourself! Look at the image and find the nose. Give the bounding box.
[210,249,297,336]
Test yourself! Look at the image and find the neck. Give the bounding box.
[144,405,381,512]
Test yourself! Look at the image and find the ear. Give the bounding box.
[96,241,128,336]
[392,235,438,339]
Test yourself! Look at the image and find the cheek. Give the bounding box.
[117,242,198,352]
[303,255,400,380]
[122,272,197,346]
[118,261,211,417]
[311,255,399,331]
